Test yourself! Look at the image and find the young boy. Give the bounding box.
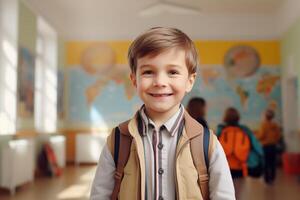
[90,27,235,200]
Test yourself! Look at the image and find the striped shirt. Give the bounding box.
[138,105,184,200]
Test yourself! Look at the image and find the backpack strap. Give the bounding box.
[190,127,211,200]
[113,127,120,165]
[111,120,132,200]
[203,127,210,168]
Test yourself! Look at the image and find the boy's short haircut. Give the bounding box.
[128,27,198,74]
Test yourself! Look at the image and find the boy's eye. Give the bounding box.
[142,70,153,75]
[169,70,179,75]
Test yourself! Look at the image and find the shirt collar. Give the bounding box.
[138,104,184,137]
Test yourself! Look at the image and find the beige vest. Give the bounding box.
[107,112,216,200]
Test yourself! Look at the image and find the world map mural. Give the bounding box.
[66,42,281,131]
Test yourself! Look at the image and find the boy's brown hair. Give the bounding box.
[128,27,198,74]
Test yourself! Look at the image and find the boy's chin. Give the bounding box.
[144,104,180,114]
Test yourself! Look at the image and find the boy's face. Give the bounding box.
[130,48,196,117]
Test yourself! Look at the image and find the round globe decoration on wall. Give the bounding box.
[80,43,116,75]
[224,45,260,78]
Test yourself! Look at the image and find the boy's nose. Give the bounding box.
[153,73,167,87]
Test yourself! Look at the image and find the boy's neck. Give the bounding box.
[144,104,181,128]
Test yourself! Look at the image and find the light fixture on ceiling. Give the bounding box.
[139,0,201,16]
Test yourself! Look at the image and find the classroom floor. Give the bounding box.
[0,165,299,200]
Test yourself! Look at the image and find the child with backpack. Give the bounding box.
[216,107,264,179]
[90,27,235,200]
[187,97,209,128]
[256,109,281,184]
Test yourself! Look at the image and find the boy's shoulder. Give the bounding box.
[106,115,137,153]
[108,114,137,135]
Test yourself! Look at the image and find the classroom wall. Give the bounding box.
[64,40,281,131]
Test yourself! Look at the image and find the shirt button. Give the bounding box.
[159,196,164,200]
[158,143,164,149]
[158,168,164,175]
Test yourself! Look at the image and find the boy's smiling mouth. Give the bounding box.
[148,93,173,97]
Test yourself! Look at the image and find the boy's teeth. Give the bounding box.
[152,94,170,97]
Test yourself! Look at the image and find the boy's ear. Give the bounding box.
[186,73,196,93]
[130,73,137,87]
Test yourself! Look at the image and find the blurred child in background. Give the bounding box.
[216,107,264,198]
[257,109,281,184]
[187,97,209,128]
[216,107,263,179]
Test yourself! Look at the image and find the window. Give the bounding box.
[0,0,18,134]
[35,17,58,133]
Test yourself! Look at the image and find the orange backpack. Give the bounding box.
[219,126,250,176]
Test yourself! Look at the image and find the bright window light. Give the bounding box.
[57,184,90,199]
[2,39,17,66]
[4,61,17,91]
[80,168,97,182]
[0,0,18,135]
[35,16,58,133]
[4,89,16,118]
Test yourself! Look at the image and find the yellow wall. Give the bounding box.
[194,40,280,66]
[66,41,131,66]
[66,40,280,66]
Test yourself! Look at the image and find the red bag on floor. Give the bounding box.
[282,153,300,175]
[38,143,62,177]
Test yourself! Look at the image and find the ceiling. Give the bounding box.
[23,0,300,40]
